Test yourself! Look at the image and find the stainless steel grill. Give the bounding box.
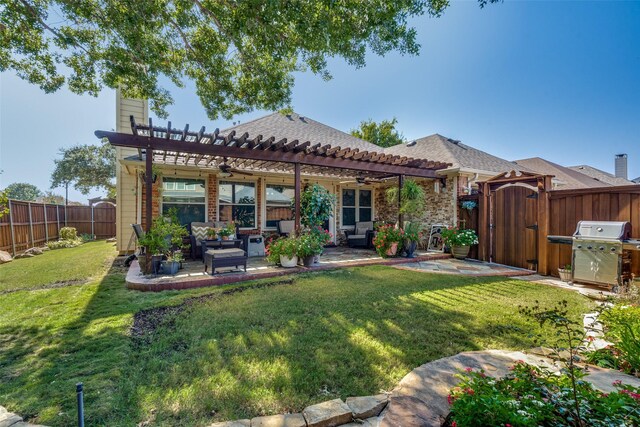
[571,221,640,291]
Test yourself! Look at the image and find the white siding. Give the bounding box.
[115,88,148,253]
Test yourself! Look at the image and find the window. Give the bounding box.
[341,189,372,227]
[162,177,206,226]
[265,184,294,228]
[218,181,256,228]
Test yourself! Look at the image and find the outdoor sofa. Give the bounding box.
[344,221,375,248]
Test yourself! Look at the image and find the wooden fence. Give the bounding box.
[473,173,640,278]
[0,200,116,255]
[547,186,640,277]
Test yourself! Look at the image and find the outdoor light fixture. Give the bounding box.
[218,171,231,178]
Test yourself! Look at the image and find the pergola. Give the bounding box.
[96,117,451,232]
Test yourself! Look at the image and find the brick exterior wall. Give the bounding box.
[140,177,161,230]
[374,178,455,228]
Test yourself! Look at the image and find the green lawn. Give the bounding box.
[0,242,593,426]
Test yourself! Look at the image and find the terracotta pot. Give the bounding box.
[222,236,229,240]
[280,255,298,268]
[386,242,399,257]
[451,245,470,260]
[558,268,572,282]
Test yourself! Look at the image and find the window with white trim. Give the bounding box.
[341,188,372,227]
[161,177,206,225]
[265,184,294,229]
[218,181,256,228]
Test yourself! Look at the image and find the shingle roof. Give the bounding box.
[222,112,380,152]
[633,176,640,184]
[384,134,525,175]
[513,157,611,189]
[568,165,636,186]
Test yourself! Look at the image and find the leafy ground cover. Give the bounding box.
[0,242,592,426]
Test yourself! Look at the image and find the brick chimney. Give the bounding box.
[615,154,628,179]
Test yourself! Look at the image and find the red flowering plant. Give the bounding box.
[446,362,640,426]
[372,224,404,258]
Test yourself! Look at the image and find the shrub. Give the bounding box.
[266,236,298,264]
[47,238,83,250]
[447,362,640,427]
[588,305,640,376]
[80,233,95,242]
[59,227,78,240]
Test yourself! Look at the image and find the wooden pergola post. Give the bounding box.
[145,144,153,232]
[397,175,404,227]
[294,162,301,233]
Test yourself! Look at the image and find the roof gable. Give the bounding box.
[384,134,525,175]
[513,157,611,189]
[568,164,635,186]
[222,112,380,152]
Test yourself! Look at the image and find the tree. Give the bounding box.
[0,0,497,120]
[50,142,116,204]
[0,190,8,218]
[350,118,405,148]
[3,182,42,201]
[38,191,65,205]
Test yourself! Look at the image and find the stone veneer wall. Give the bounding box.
[374,179,455,228]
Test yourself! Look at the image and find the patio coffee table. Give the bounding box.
[203,248,247,275]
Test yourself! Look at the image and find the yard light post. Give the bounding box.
[76,382,85,427]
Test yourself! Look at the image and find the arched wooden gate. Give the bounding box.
[478,171,553,274]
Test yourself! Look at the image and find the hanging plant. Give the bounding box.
[386,179,425,219]
[461,200,477,211]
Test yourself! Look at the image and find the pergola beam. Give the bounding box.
[98,131,444,178]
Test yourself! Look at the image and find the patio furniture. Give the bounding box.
[203,248,247,274]
[190,222,249,260]
[200,238,243,262]
[277,220,295,236]
[345,221,375,248]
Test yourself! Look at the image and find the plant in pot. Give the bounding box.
[137,216,188,275]
[558,263,572,282]
[309,226,332,263]
[402,222,422,258]
[297,232,324,267]
[161,250,183,275]
[299,184,337,230]
[266,236,299,268]
[441,227,478,259]
[206,227,219,240]
[218,225,233,240]
[386,179,425,257]
[373,224,404,258]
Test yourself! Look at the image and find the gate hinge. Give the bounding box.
[526,259,539,265]
[526,224,538,230]
[526,193,539,199]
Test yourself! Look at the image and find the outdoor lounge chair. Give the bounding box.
[344,221,374,248]
[277,220,295,237]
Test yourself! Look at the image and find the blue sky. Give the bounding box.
[1,0,639,203]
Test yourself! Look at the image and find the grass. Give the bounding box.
[0,241,116,292]
[0,242,593,426]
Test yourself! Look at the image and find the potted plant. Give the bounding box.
[266,236,299,268]
[297,232,324,267]
[206,227,219,240]
[218,227,233,240]
[161,250,183,275]
[441,227,479,259]
[299,184,336,229]
[137,216,188,274]
[373,224,404,258]
[558,264,572,282]
[309,226,332,263]
[402,222,422,258]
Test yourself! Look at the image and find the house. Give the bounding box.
[514,157,638,189]
[106,93,528,254]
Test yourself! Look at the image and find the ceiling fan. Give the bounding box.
[217,158,253,178]
[339,175,390,185]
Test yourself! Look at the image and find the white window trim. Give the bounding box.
[340,186,375,229]
[159,175,208,222]
[217,178,258,230]
[263,181,295,231]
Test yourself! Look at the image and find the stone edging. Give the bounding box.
[0,406,45,427]
[126,253,452,292]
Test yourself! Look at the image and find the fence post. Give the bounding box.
[91,205,95,237]
[43,203,49,242]
[64,204,68,226]
[27,202,34,248]
[56,204,60,239]
[8,200,16,256]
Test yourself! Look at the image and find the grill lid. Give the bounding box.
[573,221,631,241]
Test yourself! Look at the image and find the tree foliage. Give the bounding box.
[0,190,8,218]
[38,191,65,205]
[3,182,42,201]
[0,0,497,120]
[351,118,405,148]
[51,143,116,196]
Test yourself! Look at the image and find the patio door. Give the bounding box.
[490,185,538,270]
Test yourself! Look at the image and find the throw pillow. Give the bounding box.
[191,226,210,242]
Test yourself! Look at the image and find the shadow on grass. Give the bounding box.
[0,260,587,426]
